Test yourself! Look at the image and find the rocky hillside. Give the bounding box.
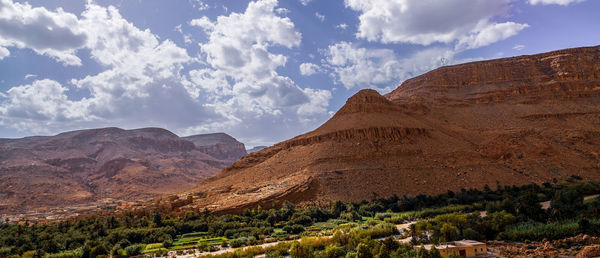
[183,133,247,163]
[186,45,600,213]
[0,128,245,214]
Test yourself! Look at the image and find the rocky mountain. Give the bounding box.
[247,146,267,153]
[185,45,600,213]
[0,128,244,214]
[183,133,247,163]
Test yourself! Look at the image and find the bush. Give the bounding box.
[345,251,357,258]
[44,248,83,258]
[90,244,108,257]
[325,244,346,258]
[356,243,370,258]
[463,228,481,240]
[162,238,173,248]
[229,237,246,248]
[124,244,145,256]
[266,250,283,258]
[283,224,305,234]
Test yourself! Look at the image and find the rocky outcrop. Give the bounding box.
[0,128,246,214]
[183,133,247,162]
[577,245,600,258]
[184,45,600,213]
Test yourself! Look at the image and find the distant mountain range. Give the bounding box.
[0,128,246,214]
[183,45,600,213]
[247,146,267,153]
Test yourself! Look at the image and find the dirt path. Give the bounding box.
[396,221,416,233]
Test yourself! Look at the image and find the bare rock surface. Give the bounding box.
[183,133,247,163]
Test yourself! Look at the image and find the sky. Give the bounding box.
[0,0,598,147]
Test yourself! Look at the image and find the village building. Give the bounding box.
[416,240,488,257]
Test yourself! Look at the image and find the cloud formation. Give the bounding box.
[299,63,322,76]
[324,42,456,92]
[0,2,219,134]
[187,0,331,143]
[0,0,87,65]
[528,0,585,5]
[344,0,528,48]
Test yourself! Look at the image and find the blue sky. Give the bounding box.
[0,0,598,147]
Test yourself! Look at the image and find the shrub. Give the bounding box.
[283,224,305,234]
[229,237,246,248]
[356,243,370,258]
[44,248,83,258]
[162,238,173,248]
[325,244,346,258]
[124,244,145,256]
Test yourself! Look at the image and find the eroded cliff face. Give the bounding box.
[0,128,246,214]
[386,46,600,104]
[183,133,247,162]
[186,46,600,213]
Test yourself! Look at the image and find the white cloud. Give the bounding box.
[0,0,330,144]
[315,12,325,22]
[299,0,313,6]
[529,0,585,5]
[275,8,290,15]
[0,46,8,60]
[513,44,525,51]
[0,0,87,65]
[0,79,86,132]
[299,62,322,76]
[186,0,331,143]
[344,0,527,48]
[325,42,456,92]
[193,0,210,10]
[24,74,36,80]
[175,24,193,45]
[457,22,529,50]
[297,88,331,116]
[325,42,401,91]
[336,23,348,30]
[189,16,214,31]
[0,3,222,135]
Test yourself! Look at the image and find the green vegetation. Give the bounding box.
[1,180,600,257]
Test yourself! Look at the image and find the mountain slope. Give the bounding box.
[183,133,247,163]
[186,45,600,213]
[0,128,244,214]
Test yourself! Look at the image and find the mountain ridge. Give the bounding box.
[184,45,600,213]
[0,127,246,214]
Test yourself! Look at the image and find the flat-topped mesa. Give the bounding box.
[387,45,600,104]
